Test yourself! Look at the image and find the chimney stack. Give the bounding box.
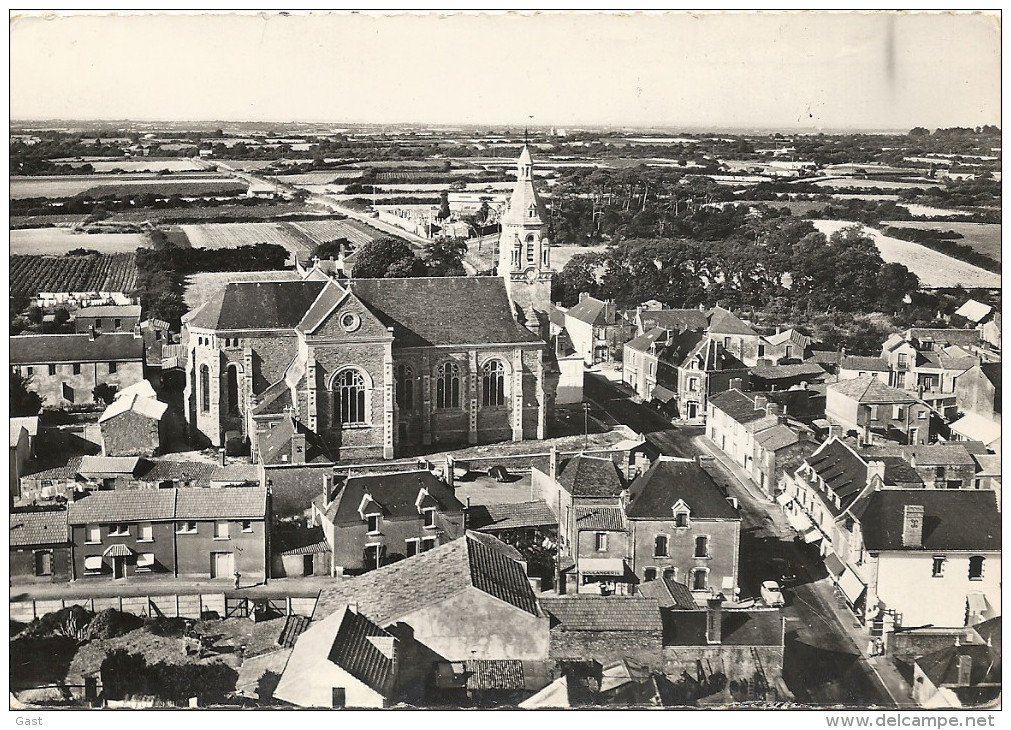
[866,460,886,488]
[730,378,743,391]
[579,292,590,302]
[754,394,769,412]
[828,424,843,440]
[706,595,724,645]
[219,447,226,467]
[957,655,973,686]
[766,402,781,417]
[89,325,96,341]
[901,504,925,548]
[549,446,558,482]
[290,432,307,465]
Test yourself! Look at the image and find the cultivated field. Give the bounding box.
[289,219,387,248]
[811,220,1001,289]
[179,222,314,259]
[64,158,204,173]
[813,178,931,191]
[10,174,243,199]
[184,269,300,309]
[10,253,139,297]
[10,227,150,255]
[880,220,1002,262]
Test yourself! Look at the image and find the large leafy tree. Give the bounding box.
[551,252,604,306]
[424,237,468,277]
[350,237,427,278]
[11,371,43,417]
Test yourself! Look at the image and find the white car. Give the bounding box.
[761,580,785,607]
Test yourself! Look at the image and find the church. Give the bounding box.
[182,146,558,462]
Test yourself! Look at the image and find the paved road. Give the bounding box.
[584,373,894,707]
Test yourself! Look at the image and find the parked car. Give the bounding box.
[770,558,797,584]
[760,580,785,607]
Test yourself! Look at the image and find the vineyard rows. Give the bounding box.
[10,253,140,297]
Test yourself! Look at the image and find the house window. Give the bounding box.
[405,539,419,557]
[868,405,879,421]
[48,364,57,376]
[423,509,436,528]
[108,361,117,374]
[663,567,677,581]
[692,568,709,591]
[95,319,103,330]
[687,377,699,392]
[334,369,367,426]
[85,524,101,544]
[931,556,945,577]
[654,535,669,557]
[34,550,53,577]
[934,466,945,480]
[918,410,927,420]
[420,537,437,552]
[968,556,985,581]
[643,567,657,582]
[138,522,153,542]
[114,318,122,330]
[366,514,380,534]
[897,353,908,368]
[436,362,461,409]
[154,331,162,341]
[674,511,690,528]
[84,556,104,574]
[758,345,765,358]
[136,553,155,572]
[595,532,608,552]
[200,364,210,413]
[785,345,793,358]
[214,520,229,539]
[241,520,253,533]
[893,405,906,420]
[108,523,129,537]
[723,337,731,349]
[694,535,710,558]
[26,366,33,377]
[73,363,81,375]
[481,360,506,407]
[395,364,415,411]
[176,521,197,534]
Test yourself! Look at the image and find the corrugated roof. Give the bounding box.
[829,377,918,404]
[10,333,144,365]
[557,454,624,498]
[625,457,739,520]
[572,505,626,532]
[468,500,557,532]
[540,596,661,632]
[314,531,538,625]
[853,489,1001,552]
[10,509,69,547]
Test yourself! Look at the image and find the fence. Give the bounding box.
[11,592,319,623]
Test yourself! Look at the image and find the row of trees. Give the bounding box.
[344,236,468,278]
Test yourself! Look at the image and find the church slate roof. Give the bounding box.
[187,280,328,330]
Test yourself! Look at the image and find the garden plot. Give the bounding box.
[10,227,149,255]
[880,220,1002,262]
[811,220,1001,289]
[179,222,314,259]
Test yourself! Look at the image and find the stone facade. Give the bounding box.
[100,409,163,458]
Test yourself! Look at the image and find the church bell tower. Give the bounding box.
[499,145,553,338]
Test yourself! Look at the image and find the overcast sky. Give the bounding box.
[9,11,1002,131]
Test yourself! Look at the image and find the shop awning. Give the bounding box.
[103,543,134,558]
[651,385,676,404]
[775,492,793,506]
[579,558,626,577]
[824,552,846,579]
[967,592,988,614]
[803,527,823,544]
[786,509,814,533]
[837,568,866,606]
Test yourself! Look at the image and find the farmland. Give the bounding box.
[10,174,242,199]
[178,218,390,260]
[82,179,246,198]
[880,220,1002,262]
[10,253,139,297]
[812,178,931,191]
[63,158,205,173]
[811,219,1001,289]
[184,270,300,309]
[10,227,150,255]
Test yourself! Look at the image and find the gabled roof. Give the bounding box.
[187,280,328,331]
[10,509,69,547]
[572,505,626,532]
[329,470,463,525]
[979,362,1001,393]
[624,327,669,354]
[258,417,332,465]
[765,328,811,350]
[68,489,177,524]
[752,424,802,452]
[10,423,27,449]
[549,305,567,328]
[954,299,993,323]
[916,642,1001,689]
[828,377,918,404]
[175,487,267,520]
[709,389,773,425]
[113,380,158,401]
[76,304,142,319]
[294,279,349,334]
[706,306,758,337]
[839,355,890,372]
[98,393,168,423]
[351,277,542,348]
[749,362,826,381]
[851,489,1000,552]
[10,416,40,439]
[949,413,1001,447]
[468,500,557,532]
[78,456,143,476]
[638,309,709,333]
[625,457,739,520]
[10,333,144,365]
[540,596,662,632]
[566,296,613,327]
[635,576,697,610]
[802,438,869,512]
[557,454,624,498]
[314,531,539,624]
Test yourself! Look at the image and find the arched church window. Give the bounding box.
[481,360,506,407]
[526,234,536,264]
[199,364,210,413]
[396,364,414,411]
[436,362,461,409]
[226,364,241,416]
[334,369,367,425]
[528,205,537,218]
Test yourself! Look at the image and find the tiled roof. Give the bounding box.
[752,424,802,452]
[749,363,826,380]
[916,642,1001,688]
[572,505,626,532]
[706,306,758,337]
[258,416,332,465]
[624,327,669,353]
[138,459,221,486]
[635,576,696,610]
[98,393,167,423]
[808,350,841,365]
[22,456,83,481]
[68,489,177,524]
[330,470,464,525]
[9,416,39,438]
[468,500,557,532]
[851,489,1001,552]
[76,304,142,318]
[10,333,144,364]
[566,296,612,327]
[907,328,981,348]
[10,509,69,547]
[709,389,773,425]
[839,355,890,372]
[10,423,27,449]
[328,607,398,695]
[314,531,538,624]
[557,454,625,498]
[625,458,739,520]
[638,309,708,333]
[79,456,143,476]
[540,596,662,632]
[186,280,328,330]
[351,277,542,348]
[463,659,527,691]
[829,377,917,404]
[175,487,267,520]
[665,610,783,647]
[805,438,869,512]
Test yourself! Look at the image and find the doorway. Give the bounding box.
[303,554,314,577]
[211,551,235,579]
[112,556,126,579]
[686,401,698,419]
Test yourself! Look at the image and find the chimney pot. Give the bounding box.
[901,504,925,548]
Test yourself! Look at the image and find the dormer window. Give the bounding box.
[423,508,436,528]
[366,514,380,534]
[672,499,691,528]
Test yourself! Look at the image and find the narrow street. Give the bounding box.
[584,372,895,707]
